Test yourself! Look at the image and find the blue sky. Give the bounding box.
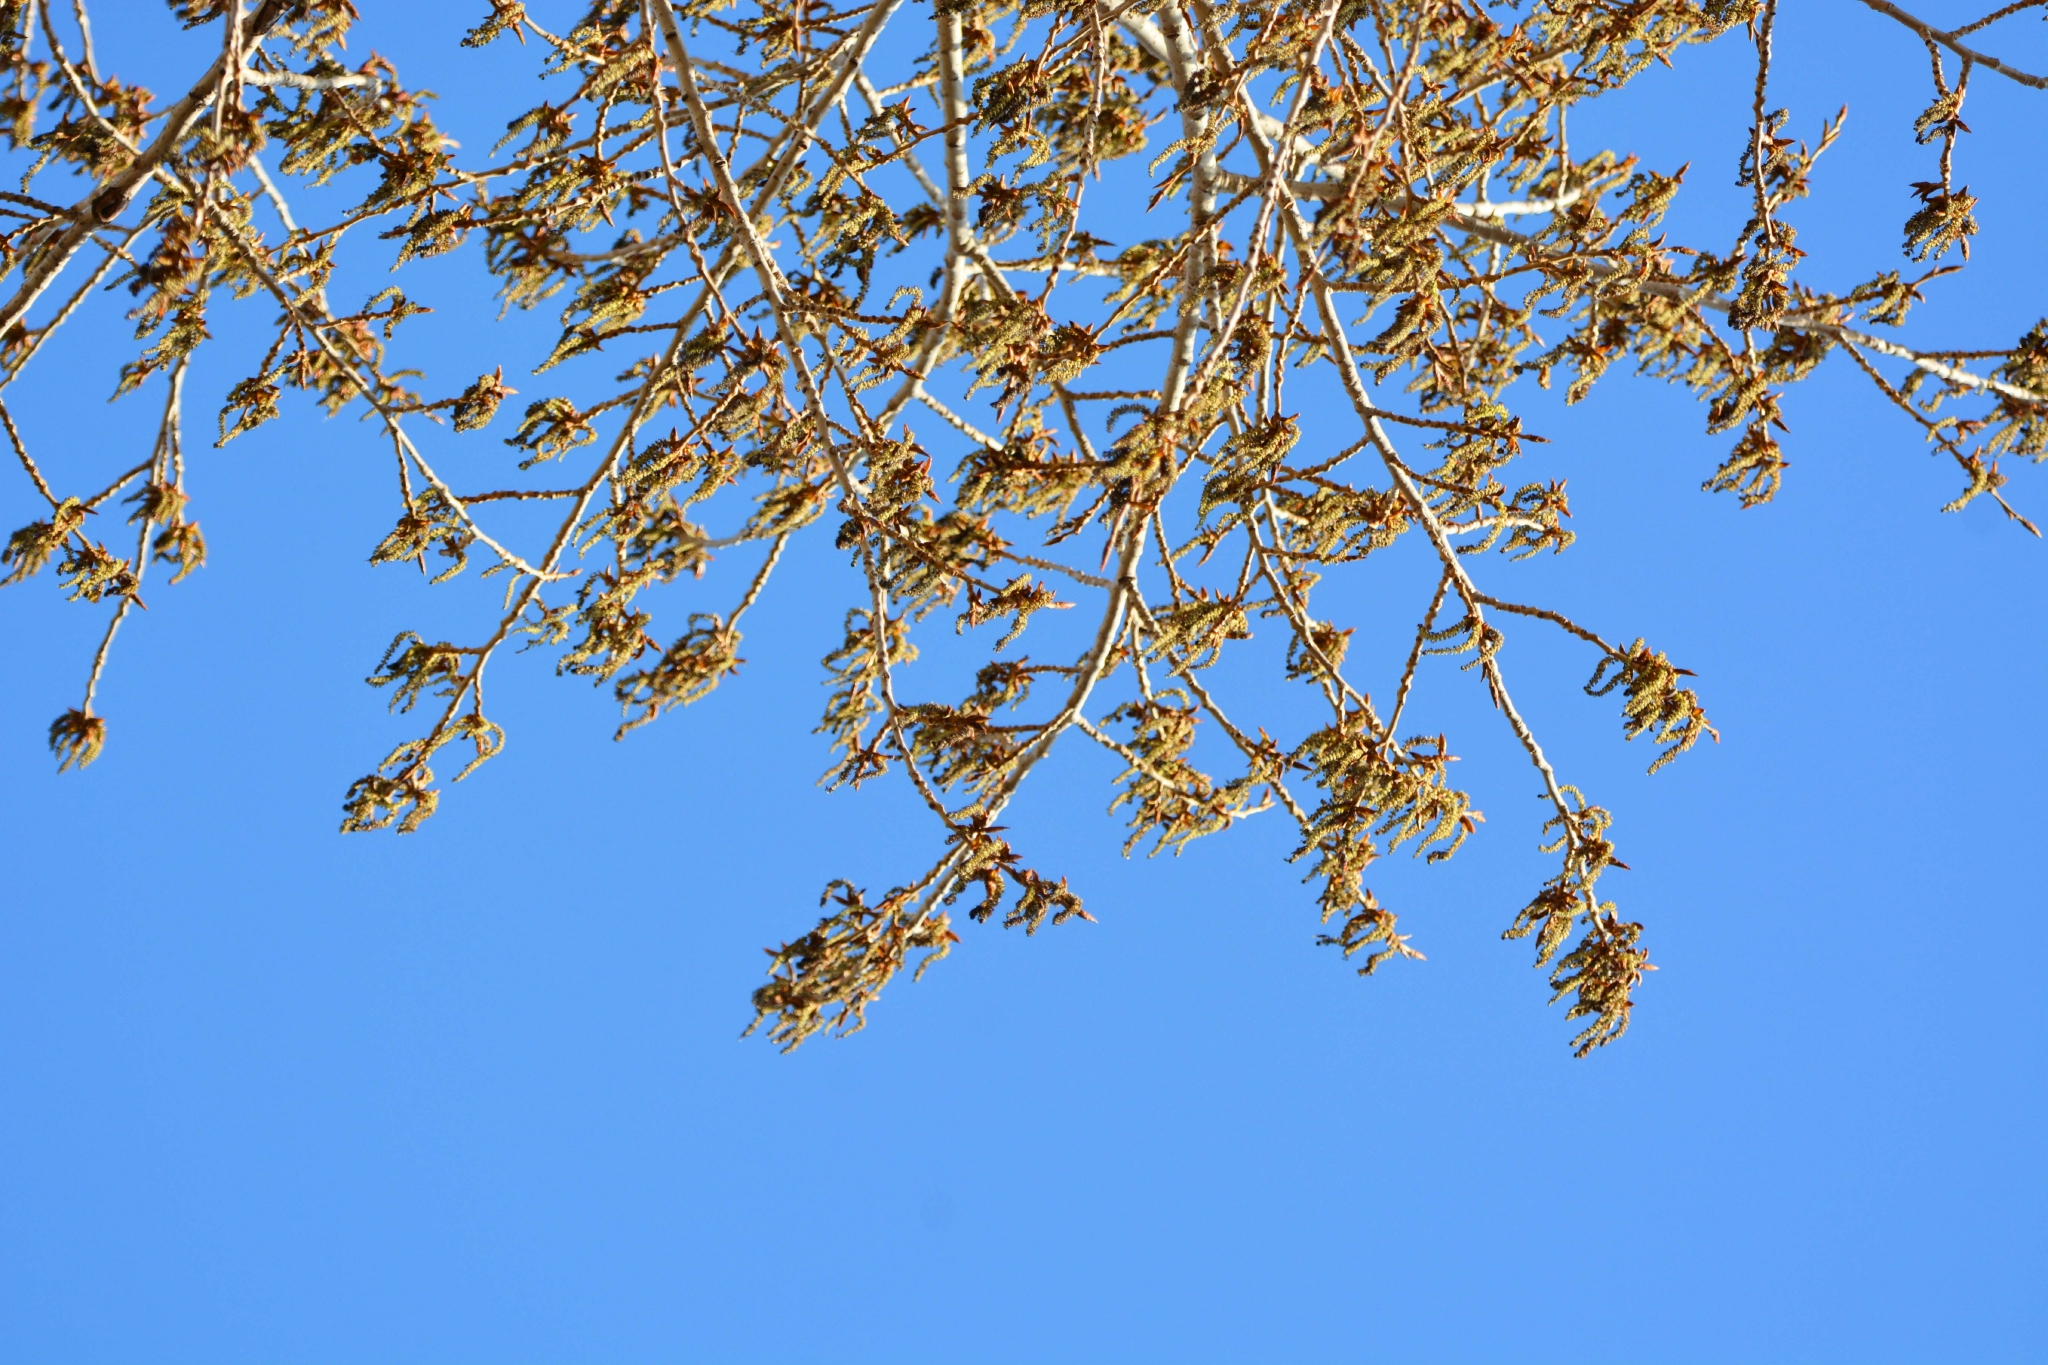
[1,4,2043,1361]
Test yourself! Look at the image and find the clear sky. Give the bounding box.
[2,4,2043,1361]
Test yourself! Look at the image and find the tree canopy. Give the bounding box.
[2,0,2041,1052]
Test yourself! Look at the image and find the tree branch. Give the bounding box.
[1854,0,2048,88]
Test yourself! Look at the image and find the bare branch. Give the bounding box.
[1854,0,2048,88]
